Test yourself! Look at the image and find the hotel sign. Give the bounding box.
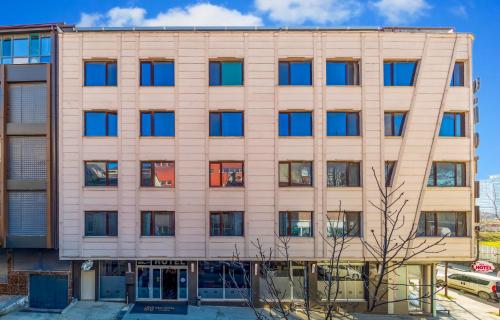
[137,260,188,266]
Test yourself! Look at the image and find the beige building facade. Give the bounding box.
[58,27,477,314]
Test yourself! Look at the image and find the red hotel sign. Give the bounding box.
[472,261,495,273]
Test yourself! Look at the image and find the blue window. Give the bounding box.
[84,61,117,86]
[85,161,118,186]
[440,112,465,137]
[1,34,51,64]
[384,61,417,86]
[450,62,465,86]
[279,112,312,136]
[209,61,243,86]
[13,38,29,57]
[209,112,243,137]
[84,111,117,136]
[140,61,174,86]
[326,61,360,85]
[140,111,175,137]
[327,112,360,136]
[279,61,312,86]
[384,112,406,136]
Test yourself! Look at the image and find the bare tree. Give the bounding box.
[485,182,499,220]
[361,167,448,312]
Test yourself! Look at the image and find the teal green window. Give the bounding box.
[209,61,243,86]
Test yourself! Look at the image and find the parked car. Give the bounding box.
[438,270,500,301]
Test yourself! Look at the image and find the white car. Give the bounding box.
[438,270,500,301]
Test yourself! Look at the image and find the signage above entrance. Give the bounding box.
[137,260,188,266]
[472,260,495,273]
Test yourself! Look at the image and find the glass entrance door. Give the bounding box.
[162,269,178,299]
[136,266,188,300]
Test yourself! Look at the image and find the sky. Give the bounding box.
[0,0,498,179]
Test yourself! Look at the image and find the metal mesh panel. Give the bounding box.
[8,136,47,180]
[8,83,47,124]
[8,191,47,236]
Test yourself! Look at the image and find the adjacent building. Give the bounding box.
[54,26,477,315]
[0,23,71,310]
[477,174,500,221]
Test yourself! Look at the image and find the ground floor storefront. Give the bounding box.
[72,259,436,315]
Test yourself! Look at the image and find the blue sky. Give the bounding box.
[1,0,498,179]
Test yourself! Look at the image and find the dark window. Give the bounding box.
[450,62,465,87]
[84,111,117,136]
[428,162,466,187]
[198,261,250,299]
[384,61,417,86]
[279,61,312,86]
[326,211,361,237]
[140,161,175,188]
[279,211,312,237]
[326,61,360,85]
[84,61,117,86]
[209,112,243,137]
[140,61,174,86]
[85,211,118,236]
[85,161,118,186]
[279,112,312,136]
[440,112,465,137]
[141,211,175,236]
[327,112,360,136]
[279,161,313,187]
[140,111,175,137]
[209,162,244,187]
[385,161,396,187]
[209,61,243,86]
[210,212,244,236]
[384,112,406,136]
[417,212,467,237]
[327,162,360,187]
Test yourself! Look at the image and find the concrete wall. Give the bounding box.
[58,30,475,262]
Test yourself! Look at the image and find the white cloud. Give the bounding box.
[449,5,467,18]
[371,0,430,24]
[77,3,263,27]
[255,0,362,25]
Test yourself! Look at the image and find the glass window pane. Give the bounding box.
[221,162,244,187]
[29,35,40,57]
[451,63,464,86]
[385,161,395,187]
[85,162,106,186]
[437,212,457,236]
[417,213,426,236]
[140,62,151,86]
[198,261,223,299]
[209,113,221,136]
[347,113,359,136]
[279,62,289,85]
[279,212,288,236]
[456,212,466,236]
[290,162,312,186]
[327,112,346,136]
[210,163,221,187]
[153,62,174,86]
[141,112,152,136]
[41,37,51,57]
[210,214,221,236]
[289,211,312,237]
[393,62,416,86]
[456,163,465,186]
[108,212,118,236]
[327,212,343,237]
[108,113,117,136]
[290,112,312,136]
[154,162,175,188]
[290,62,311,85]
[85,62,106,86]
[108,162,118,186]
[153,112,174,136]
[85,112,106,136]
[223,212,243,236]
[436,163,456,187]
[428,165,435,186]
[142,212,152,236]
[107,63,117,86]
[327,62,347,85]
[327,162,347,187]
[141,162,153,186]
[154,212,174,236]
[347,163,360,186]
[85,212,106,236]
[384,113,392,136]
[346,212,360,236]
[279,163,289,186]
[279,113,289,136]
[393,113,405,136]
[440,113,455,136]
[456,113,464,137]
[221,62,243,86]
[13,38,28,57]
[2,39,12,57]
[221,112,243,136]
[209,62,221,86]
[383,63,392,86]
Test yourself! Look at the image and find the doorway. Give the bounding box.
[162,269,177,299]
[136,266,188,300]
[81,270,96,301]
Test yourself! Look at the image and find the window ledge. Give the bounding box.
[325,85,362,88]
[139,236,175,239]
[139,136,175,139]
[209,187,245,191]
[416,236,471,239]
[426,186,470,190]
[209,85,245,88]
[82,236,118,239]
[326,136,362,139]
[139,187,175,191]
[209,236,244,239]
[82,136,119,139]
[208,136,245,139]
[83,186,118,191]
[326,186,362,190]
[279,136,314,139]
[384,136,404,139]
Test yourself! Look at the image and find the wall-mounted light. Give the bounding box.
[312,263,316,274]
[254,263,259,276]
[191,262,195,273]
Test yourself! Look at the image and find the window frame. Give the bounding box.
[140,211,175,237]
[208,111,244,137]
[208,60,244,86]
[450,61,465,87]
[326,111,360,136]
[84,161,118,187]
[384,112,407,137]
[139,110,175,137]
[418,211,468,237]
[139,60,175,87]
[326,211,362,237]
[83,111,117,137]
[140,160,175,188]
[84,211,118,237]
[385,161,396,187]
[209,211,244,237]
[326,60,360,86]
[326,161,361,187]
[279,211,313,237]
[279,111,313,137]
[428,162,466,187]
[440,112,465,137]
[384,61,418,86]
[209,161,244,188]
[279,161,313,187]
[84,60,117,86]
[279,60,313,86]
